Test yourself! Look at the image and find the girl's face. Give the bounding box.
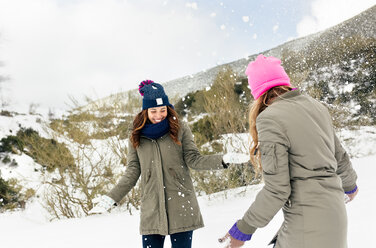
[147,106,168,124]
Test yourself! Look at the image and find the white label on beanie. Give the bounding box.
[156,98,163,105]
[152,86,158,90]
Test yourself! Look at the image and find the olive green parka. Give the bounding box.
[107,121,224,235]
[237,90,357,248]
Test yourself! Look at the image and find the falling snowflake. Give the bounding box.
[242,16,249,23]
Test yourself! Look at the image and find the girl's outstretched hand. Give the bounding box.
[223,153,249,165]
[88,195,116,215]
[345,186,359,204]
[218,233,245,248]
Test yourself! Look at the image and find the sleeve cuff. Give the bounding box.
[345,185,358,194]
[237,219,257,234]
[228,222,252,241]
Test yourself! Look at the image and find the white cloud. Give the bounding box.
[297,0,375,37]
[0,0,235,112]
[272,23,279,33]
[185,2,198,10]
[242,16,249,23]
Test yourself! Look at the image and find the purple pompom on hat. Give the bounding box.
[138,80,172,110]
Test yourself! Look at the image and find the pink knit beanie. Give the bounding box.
[245,54,291,99]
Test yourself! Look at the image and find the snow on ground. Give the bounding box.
[0,113,50,138]
[0,155,375,248]
[1,113,375,247]
[337,126,376,158]
[0,153,44,189]
[210,126,376,158]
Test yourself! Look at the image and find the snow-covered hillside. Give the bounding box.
[94,5,376,104]
[0,113,50,138]
[0,154,375,248]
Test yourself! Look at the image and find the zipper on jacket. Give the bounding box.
[153,139,169,234]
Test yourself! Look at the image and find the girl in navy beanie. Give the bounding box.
[89,80,248,248]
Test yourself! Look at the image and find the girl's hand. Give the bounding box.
[88,195,116,215]
[218,233,245,248]
[223,153,249,165]
[345,187,359,204]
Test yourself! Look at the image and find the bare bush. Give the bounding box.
[43,142,122,219]
[43,94,141,220]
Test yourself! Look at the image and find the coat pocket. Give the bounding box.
[141,169,152,198]
[260,142,277,174]
[143,169,152,185]
[168,168,193,194]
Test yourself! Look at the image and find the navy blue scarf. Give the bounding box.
[141,118,170,139]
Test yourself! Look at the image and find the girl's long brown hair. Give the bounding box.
[249,86,292,173]
[130,106,181,148]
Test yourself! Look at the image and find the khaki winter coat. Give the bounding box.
[237,90,357,248]
[107,122,224,235]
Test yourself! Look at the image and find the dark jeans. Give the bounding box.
[142,230,193,248]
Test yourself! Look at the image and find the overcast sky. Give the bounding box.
[0,0,374,115]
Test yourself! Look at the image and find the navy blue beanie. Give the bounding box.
[138,80,172,110]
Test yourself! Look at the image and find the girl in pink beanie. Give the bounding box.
[246,54,291,100]
[220,54,358,248]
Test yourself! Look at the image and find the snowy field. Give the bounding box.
[1,155,375,248]
[1,114,375,247]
